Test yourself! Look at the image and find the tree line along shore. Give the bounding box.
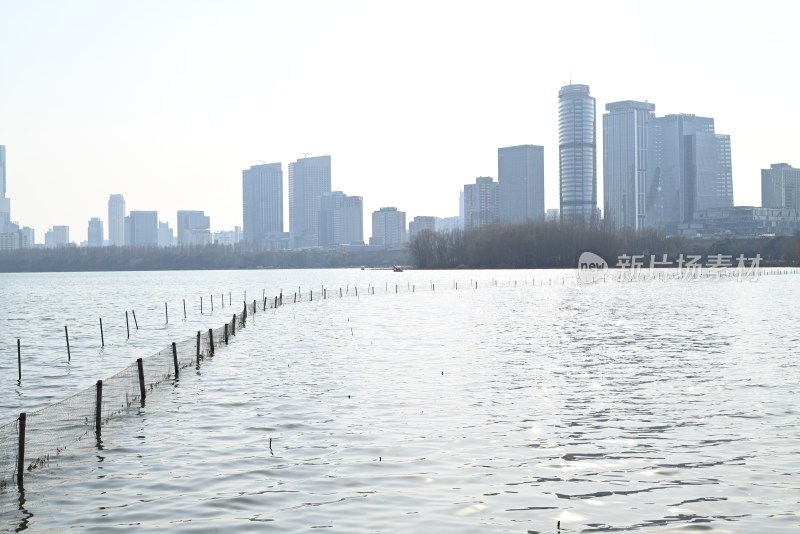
[2,222,799,272]
[408,222,800,269]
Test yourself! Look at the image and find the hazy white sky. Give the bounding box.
[1,0,798,242]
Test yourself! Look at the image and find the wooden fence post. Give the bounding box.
[17,412,26,487]
[137,358,146,402]
[95,380,103,434]
[65,326,71,361]
[172,342,179,378]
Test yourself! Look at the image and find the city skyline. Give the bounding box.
[0,1,798,241]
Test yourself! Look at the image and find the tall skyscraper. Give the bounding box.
[243,163,283,249]
[87,217,104,247]
[603,101,656,230]
[289,155,331,248]
[688,132,733,215]
[762,163,800,209]
[498,145,545,223]
[177,210,211,246]
[559,84,597,225]
[463,176,499,230]
[646,114,732,229]
[0,145,9,231]
[0,145,6,198]
[319,191,363,247]
[370,207,406,247]
[108,194,126,246]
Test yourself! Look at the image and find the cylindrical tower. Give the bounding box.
[559,84,597,225]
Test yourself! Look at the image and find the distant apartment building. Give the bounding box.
[19,226,34,248]
[44,225,70,248]
[214,227,243,246]
[435,216,461,233]
[125,211,158,247]
[177,210,211,246]
[559,84,597,225]
[289,155,331,248]
[370,207,406,247]
[319,191,363,247]
[0,145,11,234]
[87,217,104,247]
[0,196,9,233]
[463,176,499,230]
[762,163,800,209]
[108,194,126,246]
[243,163,284,249]
[498,145,545,224]
[408,215,436,240]
[158,221,174,247]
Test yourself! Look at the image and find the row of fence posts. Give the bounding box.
[12,288,280,383]
[8,270,753,382]
[16,310,142,381]
[13,316,235,488]
[14,287,298,380]
[14,294,273,487]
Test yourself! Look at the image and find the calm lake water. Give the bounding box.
[0,268,798,532]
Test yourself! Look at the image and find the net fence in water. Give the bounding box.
[0,297,266,490]
[0,274,605,490]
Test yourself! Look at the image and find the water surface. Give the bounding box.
[1,269,798,532]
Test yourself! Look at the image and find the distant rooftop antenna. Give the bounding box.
[302,152,312,159]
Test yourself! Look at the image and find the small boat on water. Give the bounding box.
[393,266,403,272]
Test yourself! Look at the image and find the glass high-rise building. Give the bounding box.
[603,101,655,230]
[242,163,283,249]
[559,84,597,225]
[646,114,732,229]
[289,155,331,248]
[108,194,126,246]
[0,145,9,232]
[498,145,545,224]
[0,145,6,198]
